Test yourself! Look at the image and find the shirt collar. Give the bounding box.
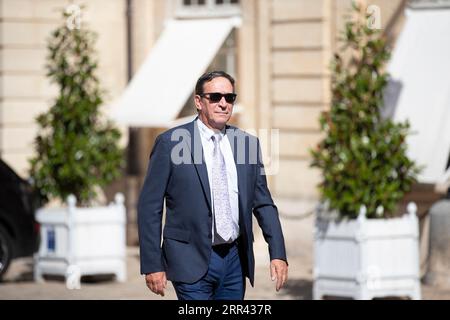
[196,118,226,141]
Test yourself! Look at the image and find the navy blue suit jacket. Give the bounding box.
[137,119,287,286]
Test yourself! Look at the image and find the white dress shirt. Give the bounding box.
[196,119,239,243]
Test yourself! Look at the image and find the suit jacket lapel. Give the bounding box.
[187,120,247,220]
[188,119,212,211]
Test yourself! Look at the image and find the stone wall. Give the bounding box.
[0,0,127,177]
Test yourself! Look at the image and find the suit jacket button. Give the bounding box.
[208,211,212,217]
[208,234,212,239]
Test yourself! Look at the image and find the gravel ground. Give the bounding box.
[1,245,449,300]
[0,246,310,300]
[1,212,449,300]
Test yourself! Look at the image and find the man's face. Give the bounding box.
[195,77,234,130]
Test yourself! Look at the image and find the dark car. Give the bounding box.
[0,159,41,279]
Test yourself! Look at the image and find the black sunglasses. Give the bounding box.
[199,92,237,104]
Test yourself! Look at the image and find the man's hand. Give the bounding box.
[145,271,167,296]
[270,259,288,292]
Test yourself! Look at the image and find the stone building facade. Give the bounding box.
[0,0,406,243]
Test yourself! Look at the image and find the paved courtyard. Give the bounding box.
[0,247,311,300]
[1,213,449,300]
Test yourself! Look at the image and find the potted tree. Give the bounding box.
[310,3,421,300]
[30,6,126,288]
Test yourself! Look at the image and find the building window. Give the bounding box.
[176,0,241,18]
[177,30,237,118]
[173,0,240,118]
[207,30,237,78]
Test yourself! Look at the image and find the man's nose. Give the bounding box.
[219,97,227,107]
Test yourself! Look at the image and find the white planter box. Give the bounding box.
[313,202,421,300]
[34,194,127,288]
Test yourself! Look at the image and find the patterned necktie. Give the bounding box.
[211,134,233,242]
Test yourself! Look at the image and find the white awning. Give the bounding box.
[111,18,241,127]
[388,8,450,183]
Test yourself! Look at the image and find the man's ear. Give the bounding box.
[194,95,202,112]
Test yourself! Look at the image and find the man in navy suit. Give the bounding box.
[138,71,288,300]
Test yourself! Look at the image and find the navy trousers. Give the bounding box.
[172,242,245,300]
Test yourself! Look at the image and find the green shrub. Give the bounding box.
[310,3,420,219]
[30,9,124,206]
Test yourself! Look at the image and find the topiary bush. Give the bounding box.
[310,3,421,219]
[29,8,124,206]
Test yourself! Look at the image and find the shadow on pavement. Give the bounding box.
[1,258,117,284]
[1,271,34,283]
[280,278,313,300]
[1,260,34,283]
